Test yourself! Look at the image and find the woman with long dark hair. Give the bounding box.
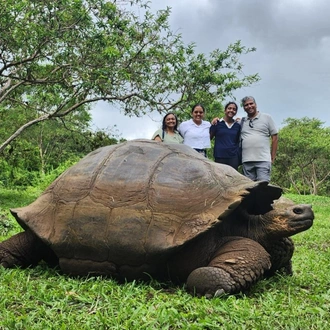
[152,112,183,143]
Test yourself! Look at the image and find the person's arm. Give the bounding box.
[153,135,162,142]
[209,123,216,140]
[271,134,278,163]
[211,117,219,125]
[152,128,163,142]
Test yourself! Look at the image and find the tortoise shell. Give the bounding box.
[11,140,280,270]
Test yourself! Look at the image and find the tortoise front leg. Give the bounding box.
[0,229,53,268]
[264,237,295,276]
[186,237,271,297]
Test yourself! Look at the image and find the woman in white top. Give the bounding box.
[152,112,183,144]
[178,104,211,157]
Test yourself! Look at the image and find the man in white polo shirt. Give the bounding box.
[178,104,211,157]
[240,96,278,182]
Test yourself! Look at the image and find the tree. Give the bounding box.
[0,0,259,153]
[0,100,123,187]
[272,117,330,195]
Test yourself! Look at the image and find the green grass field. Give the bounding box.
[0,189,329,329]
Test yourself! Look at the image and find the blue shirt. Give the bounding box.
[210,120,241,158]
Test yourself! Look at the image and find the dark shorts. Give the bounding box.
[215,157,239,171]
[194,148,207,157]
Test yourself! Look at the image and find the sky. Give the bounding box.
[90,0,330,140]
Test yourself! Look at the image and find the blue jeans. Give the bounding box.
[242,161,271,182]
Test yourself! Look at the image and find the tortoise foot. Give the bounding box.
[187,238,272,297]
[265,237,294,276]
[186,267,237,297]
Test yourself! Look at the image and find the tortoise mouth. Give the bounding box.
[289,204,314,230]
[290,219,313,230]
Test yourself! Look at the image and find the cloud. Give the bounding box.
[91,102,162,140]
[91,0,330,139]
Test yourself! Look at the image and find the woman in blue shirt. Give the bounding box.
[210,102,241,170]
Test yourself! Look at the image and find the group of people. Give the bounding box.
[152,96,278,182]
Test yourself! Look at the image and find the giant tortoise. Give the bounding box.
[0,140,314,297]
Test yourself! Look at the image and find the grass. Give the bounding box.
[0,189,329,329]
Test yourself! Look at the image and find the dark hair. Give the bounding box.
[162,112,179,131]
[224,101,238,111]
[191,103,205,113]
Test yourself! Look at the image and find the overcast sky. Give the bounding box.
[91,0,330,140]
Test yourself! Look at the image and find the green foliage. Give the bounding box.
[0,102,122,188]
[0,0,260,190]
[1,0,259,154]
[0,210,16,236]
[172,41,258,123]
[0,188,38,236]
[0,190,329,329]
[272,117,330,195]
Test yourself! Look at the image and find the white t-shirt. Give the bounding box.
[178,119,211,149]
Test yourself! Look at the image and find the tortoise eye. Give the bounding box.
[293,207,304,215]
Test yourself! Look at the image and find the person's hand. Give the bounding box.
[211,117,219,125]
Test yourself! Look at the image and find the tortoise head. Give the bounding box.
[257,201,314,237]
[222,183,314,244]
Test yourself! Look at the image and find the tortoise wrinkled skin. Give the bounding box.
[0,140,314,297]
